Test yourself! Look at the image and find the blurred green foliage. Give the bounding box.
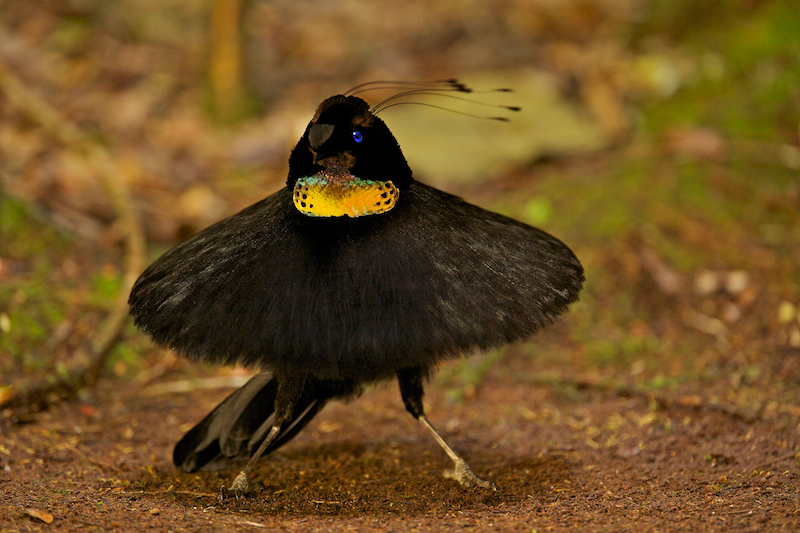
[1,197,71,369]
[639,0,800,141]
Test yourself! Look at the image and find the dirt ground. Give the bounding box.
[3,339,800,532]
[2,0,800,531]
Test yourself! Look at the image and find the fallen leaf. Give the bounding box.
[79,404,98,418]
[640,246,684,295]
[678,395,703,407]
[616,446,641,458]
[22,507,54,524]
[665,127,726,161]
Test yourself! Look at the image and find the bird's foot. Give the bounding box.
[443,460,497,491]
[219,471,252,502]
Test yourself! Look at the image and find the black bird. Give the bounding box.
[128,81,584,498]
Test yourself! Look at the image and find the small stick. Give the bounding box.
[747,450,800,472]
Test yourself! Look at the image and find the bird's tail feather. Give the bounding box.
[173,372,325,472]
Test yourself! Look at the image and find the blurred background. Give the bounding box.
[1,0,799,418]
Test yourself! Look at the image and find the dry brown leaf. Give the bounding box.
[640,246,683,296]
[22,507,54,524]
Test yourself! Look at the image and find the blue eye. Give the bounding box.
[352,130,363,143]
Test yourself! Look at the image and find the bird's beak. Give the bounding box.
[309,123,334,149]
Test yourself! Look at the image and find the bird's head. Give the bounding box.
[287,95,412,218]
[286,80,518,218]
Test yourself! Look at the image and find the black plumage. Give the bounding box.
[129,89,584,497]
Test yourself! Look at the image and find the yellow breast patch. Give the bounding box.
[293,173,399,218]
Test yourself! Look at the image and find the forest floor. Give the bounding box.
[2,0,800,531]
[3,340,800,532]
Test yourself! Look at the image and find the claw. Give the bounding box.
[219,471,251,502]
[443,461,497,491]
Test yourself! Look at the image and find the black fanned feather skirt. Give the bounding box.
[129,181,583,382]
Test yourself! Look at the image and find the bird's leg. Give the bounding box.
[219,373,308,501]
[397,367,497,491]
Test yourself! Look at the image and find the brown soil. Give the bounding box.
[3,347,799,532]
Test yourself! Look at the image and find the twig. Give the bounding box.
[747,450,800,473]
[141,376,253,396]
[209,0,244,122]
[128,489,217,498]
[0,61,146,410]
[725,509,756,516]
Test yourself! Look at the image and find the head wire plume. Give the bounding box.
[344,79,521,122]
